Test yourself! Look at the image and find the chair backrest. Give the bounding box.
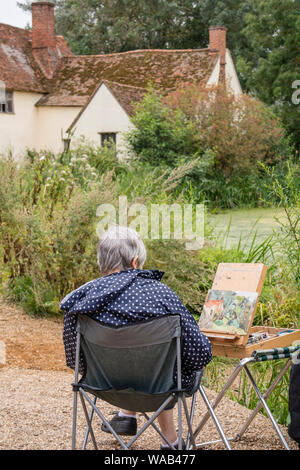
[77,314,181,398]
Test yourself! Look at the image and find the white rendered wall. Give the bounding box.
[207,57,220,87]
[36,105,81,153]
[225,49,243,96]
[0,91,42,158]
[70,83,135,159]
[207,52,242,96]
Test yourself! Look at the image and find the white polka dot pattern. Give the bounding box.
[61,269,212,392]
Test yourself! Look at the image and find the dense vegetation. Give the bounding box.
[127,85,298,208]
[0,140,299,424]
[19,0,300,153]
[7,0,300,427]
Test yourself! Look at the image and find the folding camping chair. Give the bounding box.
[71,314,232,450]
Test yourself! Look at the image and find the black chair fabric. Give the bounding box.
[77,314,181,412]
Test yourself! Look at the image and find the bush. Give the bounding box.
[0,145,209,316]
[260,160,300,284]
[127,86,200,167]
[166,83,292,173]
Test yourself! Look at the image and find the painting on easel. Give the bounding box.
[199,289,258,336]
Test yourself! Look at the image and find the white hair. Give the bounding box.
[97,225,147,274]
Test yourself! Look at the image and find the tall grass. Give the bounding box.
[1,144,298,425]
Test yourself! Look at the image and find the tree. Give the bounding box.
[128,84,292,173]
[237,0,300,154]
[18,0,252,55]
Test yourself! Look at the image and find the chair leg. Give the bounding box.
[142,412,174,449]
[82,396,97,450]
[79,392,98,450]
[127,395,175,449]
[182,396,196,450]
[72,390,78,450]
[185,393,197,450]
[177,395,183,450]
[199,386,232,450]
[80,388,129,450]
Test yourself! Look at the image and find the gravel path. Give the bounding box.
[0,300,297,450]
[0,368,296,450]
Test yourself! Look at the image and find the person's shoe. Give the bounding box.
[160,439,186,450]
[101,415,137,436]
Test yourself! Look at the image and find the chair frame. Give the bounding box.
[71,315,232,451]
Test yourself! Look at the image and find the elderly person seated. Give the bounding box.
[61,225,212,450]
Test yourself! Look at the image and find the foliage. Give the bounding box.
[0,145,208,315]
[166,84,292,173]
[238,0,300,153]
[126,85,292,208]
[17,0,252,54]
[127,86,201,167]
[260,161,300,285]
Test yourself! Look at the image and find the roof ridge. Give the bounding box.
[62,47,212,59]
[0,22,28,32]
[103,80,148,91]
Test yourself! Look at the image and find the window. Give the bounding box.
[100,132,117,146]
[0,91,14,114]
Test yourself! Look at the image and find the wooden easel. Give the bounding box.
[200,263,300,358]
[191,263,300,450]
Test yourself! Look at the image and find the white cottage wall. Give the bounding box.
[70,83,135,159]
[36,105,81,153]
[0,91,42,158]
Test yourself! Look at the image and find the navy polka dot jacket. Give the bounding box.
[60,269,212,392]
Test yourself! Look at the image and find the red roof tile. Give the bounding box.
[0,21,220,112]
[0,23,47,92]
[0,23,72,93]
[41,48,219,106]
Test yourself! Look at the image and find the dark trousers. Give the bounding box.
[288,361,300,446]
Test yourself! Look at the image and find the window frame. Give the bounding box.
[99,132,117,147]
[0,91,14,114]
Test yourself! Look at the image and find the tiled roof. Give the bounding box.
[0,23,72,93]
[106,80,147,116]
[40,48,219,107]
[0,23,47,92]
[0,21,220,113]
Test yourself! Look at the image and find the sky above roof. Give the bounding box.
[0,0,31,29]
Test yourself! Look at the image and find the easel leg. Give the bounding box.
[243,364,290,450]
[193,358,252,441]
[199,385,232,450]
[236,359,292,441]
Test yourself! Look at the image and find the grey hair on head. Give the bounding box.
[97,225,147,274]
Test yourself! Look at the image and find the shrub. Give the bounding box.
[126,86,202,167]
[260,160,300,284]
[0,146,208,316]
[166,84,292,173]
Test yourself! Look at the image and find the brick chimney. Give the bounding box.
[209,26,227,65]
[31,1,58,78]
[32,2,56,50]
